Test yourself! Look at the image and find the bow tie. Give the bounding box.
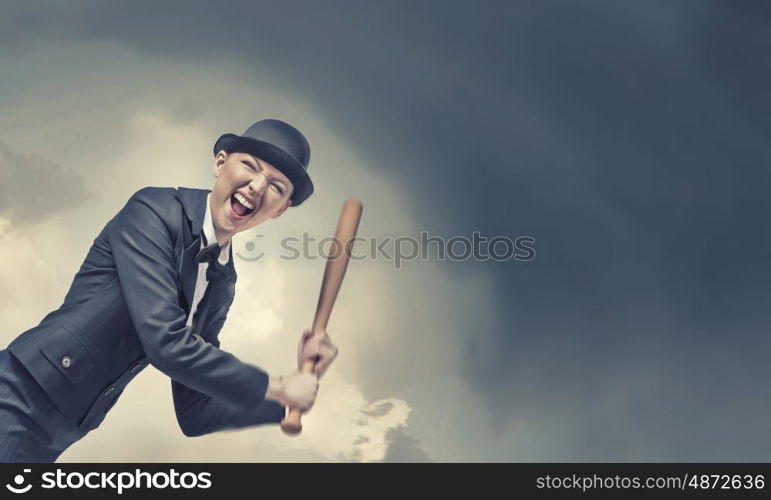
[194,242,235,283]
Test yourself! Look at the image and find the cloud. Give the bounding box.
[381,426,433,462]
[0,142,92,225]
[218,258,287,343]
[346,398,412,462]
[361,401,394,418]
[0,217,68,340]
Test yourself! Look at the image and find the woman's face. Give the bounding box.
[209,151,294,242]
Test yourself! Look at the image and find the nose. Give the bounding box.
[248,171,269,196]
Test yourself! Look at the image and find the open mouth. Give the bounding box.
[230,191,258,219]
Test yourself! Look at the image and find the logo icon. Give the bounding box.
[236,234,264,262]
[6,469,32,494]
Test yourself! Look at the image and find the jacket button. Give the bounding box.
[104,387,116,397]
[61,356,72,368]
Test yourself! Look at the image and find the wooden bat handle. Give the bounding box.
[280,199,363,435]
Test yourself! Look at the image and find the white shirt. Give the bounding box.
[185,194,232,329]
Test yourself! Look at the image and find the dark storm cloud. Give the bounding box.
[3,0,771,459]
[0,142,92,225]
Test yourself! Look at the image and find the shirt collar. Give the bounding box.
[203,194,231,265]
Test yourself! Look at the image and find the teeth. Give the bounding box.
[234,192,255,210]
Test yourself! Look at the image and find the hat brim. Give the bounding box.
[213,134,314,206]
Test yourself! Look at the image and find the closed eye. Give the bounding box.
[243,159,287,194]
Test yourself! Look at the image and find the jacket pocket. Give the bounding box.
[77,357,148,432]
[39,323,97,385]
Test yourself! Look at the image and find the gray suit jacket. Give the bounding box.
[7,187,284,435]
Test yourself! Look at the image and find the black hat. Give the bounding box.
[213,119,314,205]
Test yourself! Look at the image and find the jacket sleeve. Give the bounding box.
[171,306,285,437]
[107,189,273,418]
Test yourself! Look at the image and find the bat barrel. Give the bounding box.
[280,200,362,436]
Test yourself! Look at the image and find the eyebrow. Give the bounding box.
[242,157,289,188]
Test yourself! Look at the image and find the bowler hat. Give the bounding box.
[213,119,314,205]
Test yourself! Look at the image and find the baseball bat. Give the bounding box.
[280,199,363,435]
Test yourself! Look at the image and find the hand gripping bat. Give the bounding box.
[280,199,363,435]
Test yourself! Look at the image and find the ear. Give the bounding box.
[212,150,228,178]
[270,198,292,219]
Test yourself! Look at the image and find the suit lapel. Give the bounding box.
[175,187,208,313]
[174,187,239,315]
[179,238,200,312]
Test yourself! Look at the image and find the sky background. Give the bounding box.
[0,0,770,461]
